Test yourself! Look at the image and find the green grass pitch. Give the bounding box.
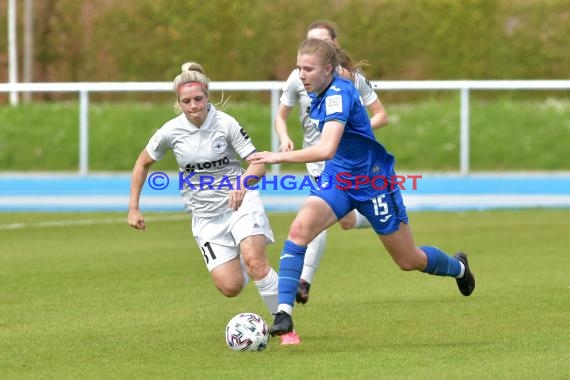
[1,210,569,379]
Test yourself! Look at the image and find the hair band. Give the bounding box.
[177,82,208,92]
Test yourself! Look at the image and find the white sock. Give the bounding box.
[278,303,293,316]
[254,268,279,314]
[301,230,327,284]
[353,211,372,229]
[456,262,466,278]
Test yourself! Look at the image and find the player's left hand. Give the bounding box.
[249,151,280,165]
[228,189,247,211]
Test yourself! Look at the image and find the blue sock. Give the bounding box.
[277,240,307,307]
[421,245,461,277]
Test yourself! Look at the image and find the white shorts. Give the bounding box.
[191,190,274,272]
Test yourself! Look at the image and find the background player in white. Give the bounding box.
[275,20,389,307]
[127,62,279,322]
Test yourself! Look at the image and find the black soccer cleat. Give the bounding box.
[269,311,294,337]
[454,252,475,296]
[295,279,311,305]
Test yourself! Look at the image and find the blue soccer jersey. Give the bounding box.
[308,74,396,201]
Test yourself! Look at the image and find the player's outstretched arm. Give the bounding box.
[127,149,155,230]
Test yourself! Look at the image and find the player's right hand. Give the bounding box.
[127,209,146,230]
[228,189,247,211]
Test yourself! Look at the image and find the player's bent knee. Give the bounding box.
[213,272,245,297]
[338,219,354,230]
[217,284,242,297]
[338,211,357,230]
[288,221,311,243]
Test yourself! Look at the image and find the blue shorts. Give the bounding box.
[310,186,408,235]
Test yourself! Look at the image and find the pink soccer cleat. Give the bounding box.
[279,330,301,345]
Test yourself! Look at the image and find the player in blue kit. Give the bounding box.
[275,20,390,346]
[277,20,389,311]
[250,38,475,336]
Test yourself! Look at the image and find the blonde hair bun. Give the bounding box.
[181,62,204,74]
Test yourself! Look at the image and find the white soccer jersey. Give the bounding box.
[280,68,379,177]
[146,104,256,217]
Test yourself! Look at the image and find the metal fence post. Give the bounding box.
[460,86,470,176]
[79,90,89,176]
[270,88,280,175]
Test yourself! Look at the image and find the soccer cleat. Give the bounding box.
[269,311,294,336]
[454,252,475,296]
[280,330,301,345]
[295,279,311,304]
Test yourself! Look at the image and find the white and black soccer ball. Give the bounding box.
[225,312,269,352]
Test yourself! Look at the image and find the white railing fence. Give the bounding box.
[1,80,569,175]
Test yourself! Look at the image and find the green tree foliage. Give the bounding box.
[0,0,568,84]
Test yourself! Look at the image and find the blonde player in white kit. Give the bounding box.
[274,20,389,323]
[128,62,279,322]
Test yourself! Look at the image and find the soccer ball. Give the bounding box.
[225,312,269,352]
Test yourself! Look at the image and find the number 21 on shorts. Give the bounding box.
[201,241,217,264]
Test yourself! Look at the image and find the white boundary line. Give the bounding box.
[0,194,569,207]
[2,193,570,230]
[0,214,188,230]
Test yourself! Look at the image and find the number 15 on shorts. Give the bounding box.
[372,194,392,223]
